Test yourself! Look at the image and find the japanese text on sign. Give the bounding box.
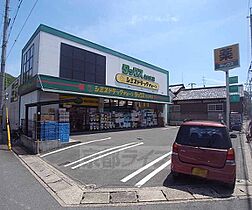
[214,44,240,71]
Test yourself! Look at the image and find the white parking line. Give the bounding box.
[161,127,171,130]
[71,142,144,169]
[64,142,140,167]
[120,152,172,183]
[161,127,178,130]
[40,137,111,157]
[135,160,171,188]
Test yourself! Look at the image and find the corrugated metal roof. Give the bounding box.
[173,85,244,101]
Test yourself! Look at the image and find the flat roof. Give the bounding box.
[23,24,169,75]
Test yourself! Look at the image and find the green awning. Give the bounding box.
[18,74,170,104]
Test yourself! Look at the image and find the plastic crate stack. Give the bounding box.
[58,123,70,143]
[40,121,59,141]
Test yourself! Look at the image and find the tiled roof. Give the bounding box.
[173,85,244,101]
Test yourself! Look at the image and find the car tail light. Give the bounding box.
[172,143,179,155]
[226,148,235,164]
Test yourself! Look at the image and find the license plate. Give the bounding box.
[192,168,208,177]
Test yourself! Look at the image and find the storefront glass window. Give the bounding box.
[21,44,34,84]
[60,43,106,85]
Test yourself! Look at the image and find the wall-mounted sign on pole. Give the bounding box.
[229,85,239,93]
[214,44,240,71]
[229,75,239,102]
[214,44,240,130]
[229,76,238,84]
[230,94,240,103]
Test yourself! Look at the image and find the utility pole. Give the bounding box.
[0,0,10,121]
[246,8,252,117]
[202,76,206,87]
[226,70,230,130]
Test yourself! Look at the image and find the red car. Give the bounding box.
[171,120,236,190]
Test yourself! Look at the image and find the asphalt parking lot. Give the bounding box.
[40,126,247,190]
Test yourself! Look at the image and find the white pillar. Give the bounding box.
[163,104,168,125]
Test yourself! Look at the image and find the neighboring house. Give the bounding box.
[168,84,185,123]
[169,85,244,125]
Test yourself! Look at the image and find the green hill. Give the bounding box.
[5,73,16,89]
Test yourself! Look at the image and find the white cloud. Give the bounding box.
[129,15,179,25]
[204,78,225,85]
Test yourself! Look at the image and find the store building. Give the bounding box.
[15,24,169,135]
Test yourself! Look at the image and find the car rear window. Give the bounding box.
[175,125,232,149]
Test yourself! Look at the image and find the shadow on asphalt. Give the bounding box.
[163,173,234,198]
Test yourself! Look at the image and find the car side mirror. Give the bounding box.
[230,133,237,138]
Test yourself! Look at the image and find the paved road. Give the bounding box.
[41,127,246,189]
[0,145,63,210]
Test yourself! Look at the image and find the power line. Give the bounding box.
[202,76,206,87]
[6,0,24,43]
[6,0,39,60]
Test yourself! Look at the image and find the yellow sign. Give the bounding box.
[214,44,240,71]
[60,95,99,107]
[115,73,159,90]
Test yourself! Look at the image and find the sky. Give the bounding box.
[0,0,250,88]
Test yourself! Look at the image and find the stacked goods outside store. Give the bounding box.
[124,113,132,128]
[114,112,124,128]
[58,123,70,142]
[131,110,140,128]
[87,109,158,131]
[100,113,115,130]
[32,111,56,139]
[40,121,59,141]
[58,108,70,122]
[39,108,70,142]
[58,108,70,142]
[89,113,100,131]
[141,109,158,127]
[36,105,161,136]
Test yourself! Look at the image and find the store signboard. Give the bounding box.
[121,64,156,81]
[214,44,240,71]
[23,75,169,103]
[11,78,19,102]
[60,95,99,107]
[229,85,239,93]
[106,59,168,96]
[230,94,240,103]
[115,73,159,90]
[18,75,40,95]
[115,64,159,91]
[229,76,238,84]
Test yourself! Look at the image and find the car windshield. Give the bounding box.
[175,125,232,149]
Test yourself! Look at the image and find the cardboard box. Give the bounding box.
[41,114,55,121]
